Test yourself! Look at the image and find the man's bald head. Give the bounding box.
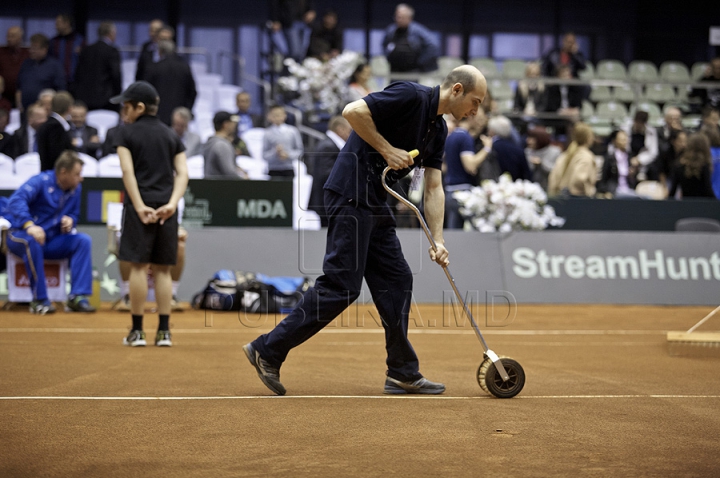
[441,65,487,96]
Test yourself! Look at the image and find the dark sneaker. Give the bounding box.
[242,343,286,396]
[384,376,446,395]
[155,330,172,347]
[113,294,130,312]
[65,296,96,313]
[123,330,147,347]
[29,300,56,315]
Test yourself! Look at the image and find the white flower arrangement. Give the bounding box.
[277,51,363,114]
[453,174,566,233]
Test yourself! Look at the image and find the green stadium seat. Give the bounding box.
[691,62,709,81]
[596,59,628,80]
[581,100,595,119]
[437,56,464,76]
[578,61,595,81]
[471,57,501,79]
[595,100,628,123]
[612,84,638,103]
[590,85,612,102]
[659,61,691,83]
[502,59,527,79]
[643,84,676,103]
[628,60,659,82]
[488,79,514,100]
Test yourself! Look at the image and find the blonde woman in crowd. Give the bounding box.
[548,122,597,197]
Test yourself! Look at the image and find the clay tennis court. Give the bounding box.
[1,303,718,477]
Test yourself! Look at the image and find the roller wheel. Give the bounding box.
[476,356,525,398]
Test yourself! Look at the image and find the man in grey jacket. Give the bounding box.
[203,111,247,179]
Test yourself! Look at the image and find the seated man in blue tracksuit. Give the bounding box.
[4,150,96,314]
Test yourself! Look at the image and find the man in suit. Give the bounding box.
[9,102,47,158]
[36,91,74,171]
[16,34,66,112]
[307,115,352,226]
[73,22,121,111]
[145,40,196,125]
[0,26,30,107]
[69,101,102,158]
[487,115,532,181]
[0,107,14,157]
[136,22,171,82]
[49,14,84,89]
[171,107,202,157]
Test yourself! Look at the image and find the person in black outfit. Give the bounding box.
[307,115,352,226]
[135,19,164,82]
[269,0,316,62]
[307,10,343,60]
[73,22,121,111]
[242,65,488,396]
[110,81,189,347]
[669,132,716,199]
[36,91,74,171]
[0,107,14,157]
[145,40,196,125]
[69,101,102,158]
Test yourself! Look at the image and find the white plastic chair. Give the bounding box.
[14,152,40,182]
[98,154,122,177]
[236,155,269,180]
[0,152,13,176]
[86,109,120,143]
[241,127,265,161]
[6,109,21,134]
[214,84,242,112]
[77,152,99,177]
[186,154,205,179]
[0,173,23,190]
[121,59,137,89]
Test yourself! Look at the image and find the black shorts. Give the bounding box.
[118,201,178,265]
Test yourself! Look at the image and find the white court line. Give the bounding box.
[0,328,667,336]
[1,395,719,401]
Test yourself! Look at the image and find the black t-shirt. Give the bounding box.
[387,28,417,72]
[114,114,185,204]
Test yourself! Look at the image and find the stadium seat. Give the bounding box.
[86,109,120,143]
[190,60,207,77]
[630,101,663,126]
[578,61,595,81]
[470,57,500,79]
[612,84,638,103]
[437,56,463,76]
[581,100,595,119]
[121,59,136,89]
[659,61,691,83]
[628,60,658,82]
[691,62,709,81]
[488,79,514,100]
[0,152,13,176]
[214,84,242,112]
[186,154,205,179]
[642,84,676,104]
[77,152,99,177]
[596,59,628,80]
[98,154,122,177]
[496,98,514,113]
[589,85,612,102]
[0,173,22,190]
[370,55,390,77]
[241,127,265,161]
[236,155,269,180]
[502,59,527,79]
[14,152,40,183]
[594,101,628,123]
[7,108,21,134]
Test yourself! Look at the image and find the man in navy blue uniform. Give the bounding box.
[244,65,487,395]
[4,150,95,314]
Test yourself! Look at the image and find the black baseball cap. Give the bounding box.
[213,111,239,131]
[110,81,159,105]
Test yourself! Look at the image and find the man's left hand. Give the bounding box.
[60,215,74,233]
[429,244,449,267]
[155,204,177,225]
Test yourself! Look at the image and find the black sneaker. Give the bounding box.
[384,376,446,395]
[65,295,96,313]
[29,300,56,315]
[155,330,172,347]
[123,330,147,347]
[242,343,286,396]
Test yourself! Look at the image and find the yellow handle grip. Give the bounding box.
[408,149,419,158]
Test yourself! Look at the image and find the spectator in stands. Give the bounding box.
[4,150,96,314]
[37,89,56,115]
[0,26,30,107]
[102,108,127,158]
[443,114,489,228]
[204,111,248,179]
[382,3,439,73]
[235,91,263,135]
[263,103,303,179]
[0,76,12,112]
[545,65,582,118]
[16,34,65,112]
[525,125,562,191]
[307,10,343,61]
[0,107,13,157]
[596,130,639,198]
[698,106,720,147]
[690,57,720,111]
[346,63,374,103]
[548,122,597,197]
[37,91,74,171]
[145,40,197,125]
[541,32,587,78]
[623,110,659,182]
[9,102,46,157]
[69,101,102,159]
[668,132,716,198]
[50,14,85,88]
[657,105,683,155]
[486,115,532,181]
[73,21,121,111]
[651,128,686,185]
[307,115,352,226]
[135,19,165,82]
[513,62,547,116]
[269,0,316,62]
[171,107,202,157]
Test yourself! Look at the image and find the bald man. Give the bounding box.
[243,65,487,396]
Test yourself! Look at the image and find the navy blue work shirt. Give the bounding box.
[324,81,447,208]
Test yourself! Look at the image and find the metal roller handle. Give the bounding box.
[381,150,509,381]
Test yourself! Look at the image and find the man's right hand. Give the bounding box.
[26,225,46,246]
[136,205,157,225]
[384,148,415,170]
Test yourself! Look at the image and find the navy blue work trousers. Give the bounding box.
[252,190,421,382]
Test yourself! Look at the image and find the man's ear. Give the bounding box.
[137,102,147,114]
[453,83,463,96]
